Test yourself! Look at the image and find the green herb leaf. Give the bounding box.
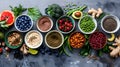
[10,4,27,17]
[27,7,42,21]
[98,50,103,56]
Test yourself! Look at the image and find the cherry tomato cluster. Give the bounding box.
[58,18,73,32]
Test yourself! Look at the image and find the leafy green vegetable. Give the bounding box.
[97,43,112,57]
[10,4,27,17]
[45,4,63,18]
[79,34,91,56]
[67,41,73,52]
[62,45,70,56]
[59,35,72,56]
[27,8,42,21]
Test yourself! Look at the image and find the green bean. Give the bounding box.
[66,41,73,52]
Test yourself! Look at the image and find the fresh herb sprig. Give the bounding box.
[9,4,27,17]
[27,7,42,21]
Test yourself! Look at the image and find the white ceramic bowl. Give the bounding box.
[45,30,64,49]
[25,30,43,49]
[15,14,33,32]
[37,16,53,32]
[78,15,97,34]
[101,15,120,33]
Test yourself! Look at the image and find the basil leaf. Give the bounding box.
[27,8,42,21]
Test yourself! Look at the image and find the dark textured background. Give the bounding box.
[0,0,120,67]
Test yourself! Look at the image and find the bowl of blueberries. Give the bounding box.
[15,15,33,32]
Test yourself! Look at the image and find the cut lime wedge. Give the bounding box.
[28,48,38,55]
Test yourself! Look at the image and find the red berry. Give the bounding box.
[66,23,70,27]
[59,26,62,30]
[0,48,3,53]
[65,22,68,26]
[5,47,10,52]
[66,27,70,31]
[59,20,63,23]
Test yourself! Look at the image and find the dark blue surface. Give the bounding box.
[0,0,120,67]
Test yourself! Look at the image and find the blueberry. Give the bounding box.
[55,53,59,57]
[48,52,52,55]
[14,50,23,60]
[41,50,45,55]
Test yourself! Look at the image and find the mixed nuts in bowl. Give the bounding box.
[5,31,23,49]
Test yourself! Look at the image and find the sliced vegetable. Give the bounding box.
[28,48,38,55]
[72,11,83,19]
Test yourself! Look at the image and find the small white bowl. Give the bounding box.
[25,30,43,49]
[15,14,33,32]
[101,15,120,33]
[37,16,53,32]
[78,15,97,34]
[45,30,64,49]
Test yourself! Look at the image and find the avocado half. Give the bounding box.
[72,11,82,20]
